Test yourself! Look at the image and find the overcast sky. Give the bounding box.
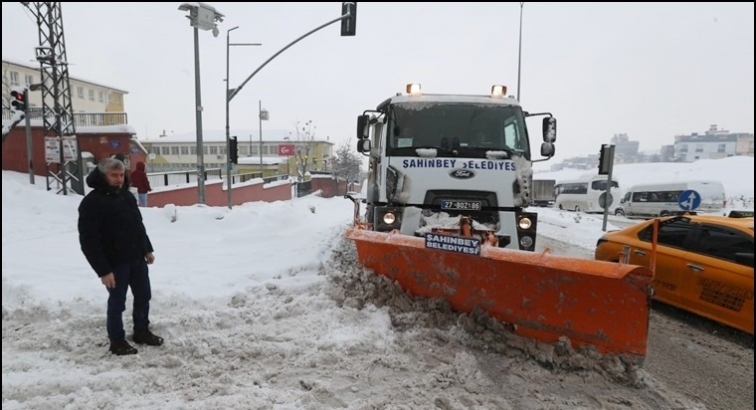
[2,2,753,170]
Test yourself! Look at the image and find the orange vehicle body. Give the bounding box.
[595,214,754,335]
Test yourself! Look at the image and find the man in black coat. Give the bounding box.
[78,157,163,355]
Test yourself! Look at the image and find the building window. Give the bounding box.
[190,146,196,155]
[717,144,726,153]
[695,144,703,153]
[89,89,95,101]
[171,146,180,155]
[161,146,170,155]
[98,91,104,102]
[150,146,159,154]
[108,94,112,103]
[209,146,218,155]
[180,146,189,155]
[219,147,226,155]
[10,71,19,85]
[77,86,84,99]
[239,146,248,155]
[203,146,209,155]
[24,74,33,86]
[251,146,258,155]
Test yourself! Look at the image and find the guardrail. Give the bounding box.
[147,169,289,188]
[147,168,223,188]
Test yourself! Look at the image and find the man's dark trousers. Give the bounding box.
[107,258,151,342]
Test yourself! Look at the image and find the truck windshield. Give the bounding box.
[387,102,530,159]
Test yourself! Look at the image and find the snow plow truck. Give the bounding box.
[345,83,653,360]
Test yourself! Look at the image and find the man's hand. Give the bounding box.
[101,273,116,289]
[145,252,155,264]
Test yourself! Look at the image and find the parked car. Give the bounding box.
[594,213,754,334]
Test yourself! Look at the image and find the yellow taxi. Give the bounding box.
[594,211,754,334]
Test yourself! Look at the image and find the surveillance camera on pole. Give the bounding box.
[178,2,224,205]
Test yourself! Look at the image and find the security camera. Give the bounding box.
[212,26,219,38]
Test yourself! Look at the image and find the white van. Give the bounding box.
[554,175,620,213]
[615,180,726,217]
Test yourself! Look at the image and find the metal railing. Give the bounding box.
[147,168,290,189]
[2,107,128,127]
[147,168,223,188]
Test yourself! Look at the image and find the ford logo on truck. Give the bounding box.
[450,169,475,179]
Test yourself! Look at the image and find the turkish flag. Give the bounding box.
[278,144,295,156]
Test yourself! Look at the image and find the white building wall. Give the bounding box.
[675,141,737,162]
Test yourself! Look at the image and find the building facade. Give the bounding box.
[673,125,745,162]
[140,129,334,175]
[1,58,147,180]
[2,59,128,125]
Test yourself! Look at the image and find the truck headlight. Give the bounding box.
[518,217,532,230]
[519,235,534,248]
[383,212,396,225]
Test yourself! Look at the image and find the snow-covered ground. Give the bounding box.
[3,156,753,409]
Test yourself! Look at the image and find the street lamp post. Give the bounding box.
[225,26,262,209]
[258,101,269,176]
[179,2,224,205]
[516,2,524,102]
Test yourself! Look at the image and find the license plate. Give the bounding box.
[440,200,482,211]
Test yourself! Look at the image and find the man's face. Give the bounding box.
[105,167,125,188]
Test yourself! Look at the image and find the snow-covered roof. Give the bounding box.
[237,156,289,165]
[2,58,129,94]
[130,137,148,154]
[388,93,521,108]
[142,129,334,144]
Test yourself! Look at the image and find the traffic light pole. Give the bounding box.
[227,11,354,103]
[225,26,236,210]
[25,106,34,184]
[599,144,616,232]
[225,27,262,210]
[602,166,614,232]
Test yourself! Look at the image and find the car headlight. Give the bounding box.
[518,217,532,230]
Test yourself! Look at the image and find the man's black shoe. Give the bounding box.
[133,330,164,346]
[110,340,138,356]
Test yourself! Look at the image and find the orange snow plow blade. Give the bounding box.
[346,228,653,357]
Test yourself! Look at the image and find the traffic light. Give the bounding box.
[10,89,27,113]
[229,136,239,164]
[340,2,356,36]
[598,144,614,175]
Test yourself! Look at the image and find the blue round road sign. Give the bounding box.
[678,189,701,211]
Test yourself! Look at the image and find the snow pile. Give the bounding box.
[1,169,708,409]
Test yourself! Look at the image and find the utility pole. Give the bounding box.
[517,2,524,101]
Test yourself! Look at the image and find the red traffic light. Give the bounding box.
[10,89,27,113]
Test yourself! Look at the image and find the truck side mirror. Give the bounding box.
[357,139,371,153]
[357,115,370,139]
[542,117,556,142]
[540,142,554,157]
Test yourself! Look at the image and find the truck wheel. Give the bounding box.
[615,208,625,217]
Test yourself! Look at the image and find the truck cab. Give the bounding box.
[355,84,557,251]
